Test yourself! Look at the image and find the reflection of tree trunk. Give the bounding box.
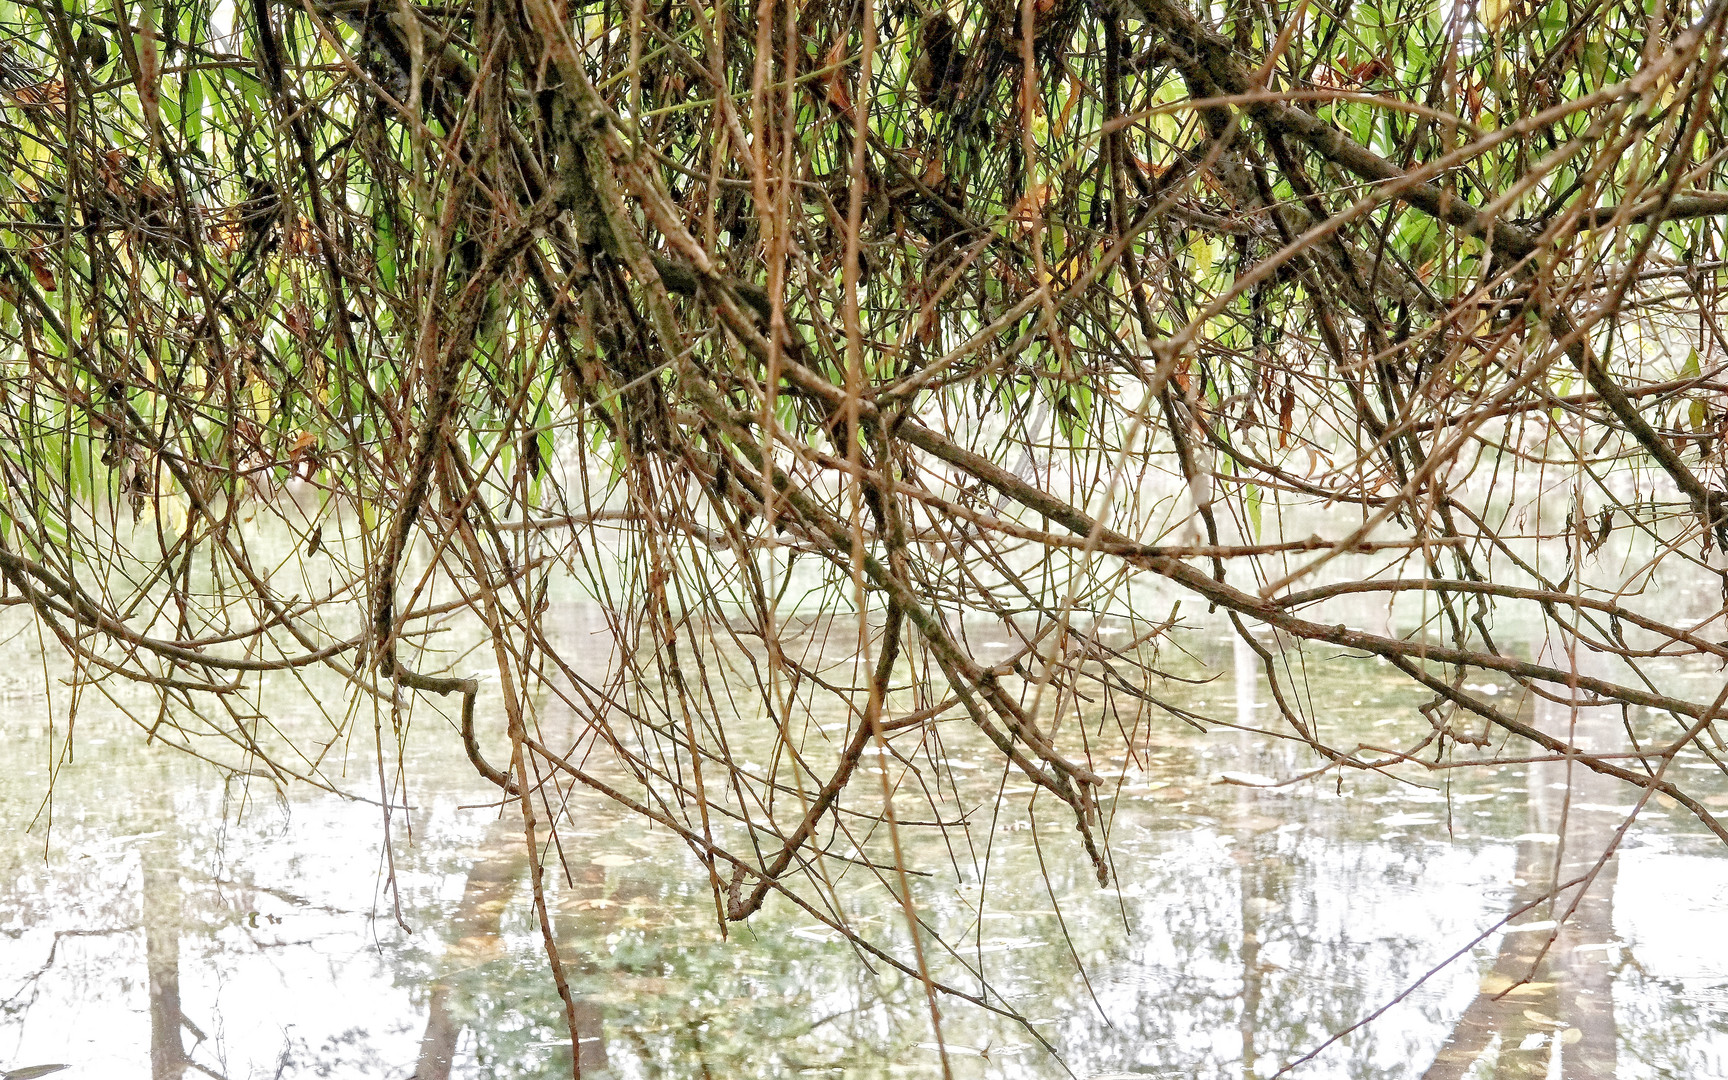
[1233,634,1262,1080]
[553,883,610,1077]
[412,817,610,1079]
[1239,861,1263,1080]
[1424,657,1621,1079]
[414,818,531,1080]
[142,831,188,1080]
[564,1000,608,1076]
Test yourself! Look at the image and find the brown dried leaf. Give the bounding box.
[24,244,56,292]
[824,36,852,115]
[5,78,67,108]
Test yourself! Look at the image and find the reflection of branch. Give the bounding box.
[198,873,366,919]
[177,1049,230,1080]
[518,730,1059,1056]
[1276,875,1591,1077]
[1,927,138,1006]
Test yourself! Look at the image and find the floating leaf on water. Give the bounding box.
[1479,972,1514,994]
[1216,771,1278,787]
[1503,920,1558,934]
[4,1067,70,1080]
[1376,812,1439,827]
[445,935,505,962]
[1516,1032,1547,1051]
[1572,941,1622,953]
[572,897,619,910]
[1502,980,1555,996]
[1477,972,1555,995]
[1233,814,1283,832]
[590,853,636,867]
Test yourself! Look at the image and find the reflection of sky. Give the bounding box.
[1072,828,1510,1078]
[2,632,1728,1078]
[1617,847,1728,985]
[1,795,434,1076]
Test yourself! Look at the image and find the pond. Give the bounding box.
[2,603,1726,1079]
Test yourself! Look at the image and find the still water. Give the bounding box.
[2,605,1726,1079]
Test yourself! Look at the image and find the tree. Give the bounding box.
[2,0,1727,1068]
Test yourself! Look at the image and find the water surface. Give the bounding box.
[2,608,1726,1079]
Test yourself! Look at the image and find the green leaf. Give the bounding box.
[376,212,398,290]
[183,70,205,144]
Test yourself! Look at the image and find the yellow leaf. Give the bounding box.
[1190,236,1215,279]
[1479,0,1513,27]
[248,372,273,423]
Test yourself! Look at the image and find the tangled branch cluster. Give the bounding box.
[4,0,1728,1053]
